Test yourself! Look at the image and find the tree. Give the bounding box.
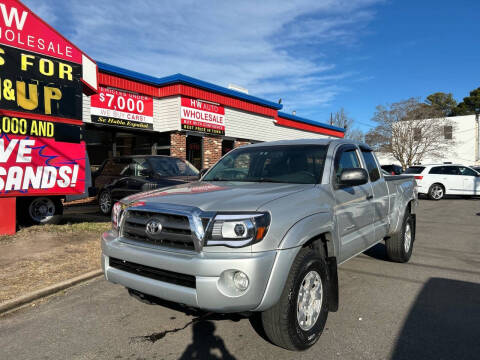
[367,98,452,169]
[452,87,480,115]
[330,108,364,141]
[425,92,457,116]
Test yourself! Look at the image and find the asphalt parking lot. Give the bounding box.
[1,198,479,360]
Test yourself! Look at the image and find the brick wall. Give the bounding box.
[203,135,222,168]
[234,139,251,148]
[170,132,186,159]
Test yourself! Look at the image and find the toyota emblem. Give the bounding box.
[146,219,162,235]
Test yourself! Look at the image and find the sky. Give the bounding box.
[24,0,480,133]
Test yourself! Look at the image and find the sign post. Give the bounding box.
[0,0,97,234]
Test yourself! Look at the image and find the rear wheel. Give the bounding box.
[19,197,63,225]
[261,247,329,351]
[428,183,445,200]
[386,211,414,263]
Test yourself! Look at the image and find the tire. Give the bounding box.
[428,183,445,200]
[98,190,113,215]
[386,211,414,263]
[261,247,329,351]
[20,197,63,225]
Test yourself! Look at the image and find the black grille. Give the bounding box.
[109,257,196,288]
[121,210,195,250]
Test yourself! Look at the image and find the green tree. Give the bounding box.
[453,87,480,115]
[425,92,457,116]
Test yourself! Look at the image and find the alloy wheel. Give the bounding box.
[296,270,323,331]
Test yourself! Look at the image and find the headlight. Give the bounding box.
[205,212,270,247]
[111,202,124,231]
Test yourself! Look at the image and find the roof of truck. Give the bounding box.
[245,138,370,148]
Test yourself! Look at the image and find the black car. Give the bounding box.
[95,155,199,214]
[381,164,403,175]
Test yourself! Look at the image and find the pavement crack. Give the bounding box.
[130,312,213,344]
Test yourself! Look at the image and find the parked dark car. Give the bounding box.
[95,155,199,215]
[381,164,403,175]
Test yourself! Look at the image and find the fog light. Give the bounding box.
[233,271,249,291]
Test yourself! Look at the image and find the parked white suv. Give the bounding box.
[404,164,480,200]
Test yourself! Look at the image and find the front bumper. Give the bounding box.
[101,231,296,312]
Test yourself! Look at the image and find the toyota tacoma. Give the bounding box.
[101,139,417,350]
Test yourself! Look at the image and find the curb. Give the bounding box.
[0,269,103,315]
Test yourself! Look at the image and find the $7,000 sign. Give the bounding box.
[90,87,154,130]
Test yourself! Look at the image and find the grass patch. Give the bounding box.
[0,222,111,243]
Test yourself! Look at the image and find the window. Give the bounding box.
[334,148,362,185]
[443,166,458,175]
[413,128,421,141]
[361,149,380,181]
[405,166,425,174]
[429,166,443,175]
[120,158,148,177]
[458,167,477,176]
[101,158,131,176]
[444,125,453,140]
[149,157,199,176]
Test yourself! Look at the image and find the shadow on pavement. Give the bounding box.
[363,242,388,261]
[391,277,480,360]
[178,321,236,360]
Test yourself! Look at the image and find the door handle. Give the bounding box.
[366,194,373,200]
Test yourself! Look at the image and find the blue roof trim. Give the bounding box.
[97,62,283,110]
[97,61,160,85]
[278,112,346,132]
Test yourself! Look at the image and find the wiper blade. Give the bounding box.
[254,178,291,183]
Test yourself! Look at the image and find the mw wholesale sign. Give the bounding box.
[0,0,97,197]
[181,97,225,135]
[90,86,154,130]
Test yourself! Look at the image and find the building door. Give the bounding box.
[222,139,234,156]
[187,135,203,170]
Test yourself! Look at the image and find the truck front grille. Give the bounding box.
[109,257,196,288]
[121,210,195,251]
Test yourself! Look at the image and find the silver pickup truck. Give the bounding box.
[101,139,417,350]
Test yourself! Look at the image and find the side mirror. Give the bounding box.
[199,168,209,178]
[338,168,369,187]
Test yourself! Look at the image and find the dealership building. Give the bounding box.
[82,62,345,171]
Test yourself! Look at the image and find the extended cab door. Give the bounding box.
[360,147,390,242]
[332,145,375,263]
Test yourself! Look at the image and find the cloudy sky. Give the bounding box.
[25,0,480,131]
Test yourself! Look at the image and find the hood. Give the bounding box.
[121,181,314,212]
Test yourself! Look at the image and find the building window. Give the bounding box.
[413,128,421,141]
[444,125,452,140]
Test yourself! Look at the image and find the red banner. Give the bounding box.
[0,0,82,63]
[181,97,225,135]
[0,133,85,196]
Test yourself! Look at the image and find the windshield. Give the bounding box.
[203,145,328,184]
[148,157,199,177]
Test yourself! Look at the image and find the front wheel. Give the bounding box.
[98,190,113,215]
[261,247,329,351]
